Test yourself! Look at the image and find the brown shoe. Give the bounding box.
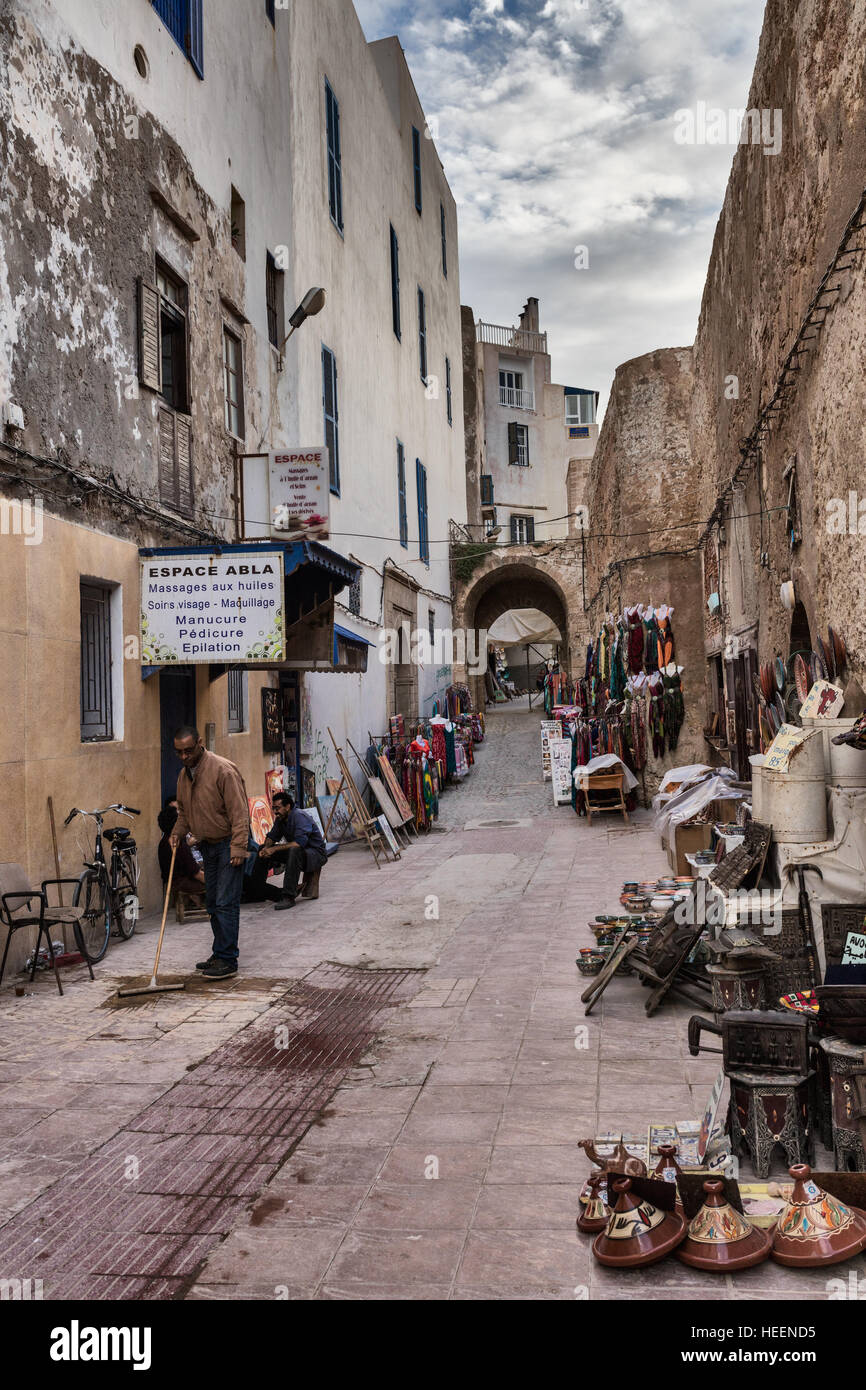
[300,868,320,900]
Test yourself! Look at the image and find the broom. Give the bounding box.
[117,842,186,996]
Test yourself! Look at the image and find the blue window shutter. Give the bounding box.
[390,226,401,339]
[187,0,204,78]
[416,458,429,565]
[440,202,447,276]
[322,346,339,494]
[412,127,422,212]
[397,441,407,548]
[417,287,427,383]
[325,81,343,232]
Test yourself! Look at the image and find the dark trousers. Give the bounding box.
[200,838,244,962]
[245,846,291,902]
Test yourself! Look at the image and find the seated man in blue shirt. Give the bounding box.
[257,791,328,911]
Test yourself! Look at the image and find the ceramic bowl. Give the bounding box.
[577,955,605,976]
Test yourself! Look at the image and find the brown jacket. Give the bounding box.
[174,750,250,859]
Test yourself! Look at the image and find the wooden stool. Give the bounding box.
[727,1069,814,1178]
[175,891,208,923]
[819,1037,866,1172]
[583,771,629,826]
[707,963,766,1014]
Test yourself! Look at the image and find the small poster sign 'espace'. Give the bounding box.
[269,448,330,541]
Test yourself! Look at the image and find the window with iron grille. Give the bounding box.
[412,126,422,212]
[325,79,343,233]
[428,608,435,647]
[440,201,447,276]
[266,251,284,349]
[223,327,244,438]
[417,286,427,383]
[151,0,203,77]
[445,355,452,426]
[510,514,535,544]
[397,440,408,548]
[480,474,494,505]
[416,458,429,565]
[347,570,361,617]
[389,225,401,340]
[322,345,340,493]
[80,582,113,742]
[227,668,248,733]
[507,421,529,466]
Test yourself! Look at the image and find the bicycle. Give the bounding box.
[65,804,141,963]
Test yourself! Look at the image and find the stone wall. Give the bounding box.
[583,348,707,787]
[689,0,866,685]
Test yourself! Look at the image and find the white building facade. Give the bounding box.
[470,298,598,544]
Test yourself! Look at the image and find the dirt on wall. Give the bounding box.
[0,9,254,544]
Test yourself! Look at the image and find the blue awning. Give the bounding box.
[333,623,374,666]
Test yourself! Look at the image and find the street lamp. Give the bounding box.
[277,287,326,369]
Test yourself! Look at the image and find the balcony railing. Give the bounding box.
[477,321,547,355]
[499,385,535,411]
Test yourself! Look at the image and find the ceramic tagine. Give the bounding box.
[592,1177,686,1268]
[771,1165,866,1268]
[677,1179,773,1272]
[577,1171,609,1235]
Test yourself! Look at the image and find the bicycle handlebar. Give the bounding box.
[64,803,140,823]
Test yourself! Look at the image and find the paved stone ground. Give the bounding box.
[0,695,861,1300]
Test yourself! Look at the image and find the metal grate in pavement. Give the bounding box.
[0,965,419,1300]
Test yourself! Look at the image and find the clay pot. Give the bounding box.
[577,1172,609,1234]
[592,1177,686,1268]
[771,1165,866,1268]
[652,1144,684,1186]
[677,1180,773,1272]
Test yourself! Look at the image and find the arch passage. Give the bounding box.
[456,559,575,703]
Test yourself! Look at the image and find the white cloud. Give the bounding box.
[354,0,765,410]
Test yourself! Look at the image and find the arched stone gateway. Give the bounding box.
[452,548,583,708]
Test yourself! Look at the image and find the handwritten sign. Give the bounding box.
[842,930,866,965]
[764,724,812,772]
[550,738,573,805]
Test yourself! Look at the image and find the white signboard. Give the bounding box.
[842,930,866,965]
[239,448,330,540]
[540,720,562,780]
[140,551,285,664]
[550,738,572,805]
[269,448,330,540]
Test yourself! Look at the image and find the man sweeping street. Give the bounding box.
[170,725,250,979]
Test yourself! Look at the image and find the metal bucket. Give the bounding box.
[801,716,866,786]
[760,765,827,843]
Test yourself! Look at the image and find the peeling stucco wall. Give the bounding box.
[1,7,254,542]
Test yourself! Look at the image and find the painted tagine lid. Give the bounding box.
[677,1180,772,1271]
[577,1172,609,1235]
[772,1165,866,1268]
[592,1177,686,1268]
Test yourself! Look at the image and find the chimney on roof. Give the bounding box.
[519,298,539,334]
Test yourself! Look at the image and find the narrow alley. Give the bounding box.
[0,702,842,1302]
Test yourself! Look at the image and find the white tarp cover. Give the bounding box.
[573,753,639,792]
[652,767,747,835]
[488,608,562,646]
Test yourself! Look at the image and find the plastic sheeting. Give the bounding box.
[487,608,562,646]
[652,766,748,836]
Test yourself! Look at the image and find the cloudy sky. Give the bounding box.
[355,0,766,410]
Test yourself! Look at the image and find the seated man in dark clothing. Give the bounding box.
[157,804,205,898]
[255,792,328,911]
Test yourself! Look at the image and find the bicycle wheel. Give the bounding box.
[72,870,111,963]
[112,855,139,940]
